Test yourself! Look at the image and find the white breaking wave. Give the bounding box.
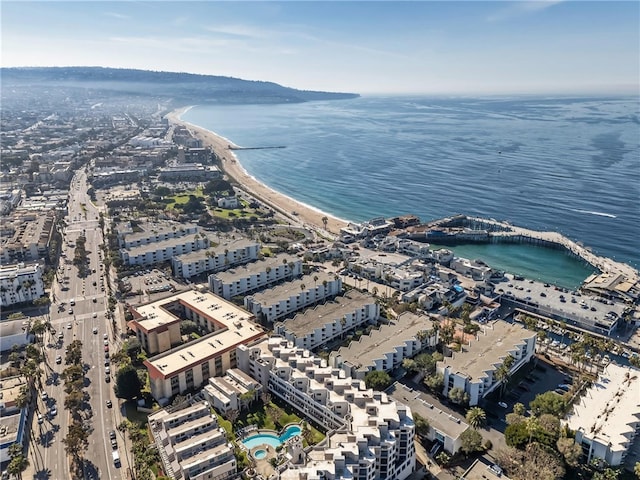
[571,209,617,218]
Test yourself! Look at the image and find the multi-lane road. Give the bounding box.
[37,168,130,480]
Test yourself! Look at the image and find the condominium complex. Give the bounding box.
[0,210,56,264]
[120,234,209,266]
[0,262,45,307]
[330,312,438,380]
[118,222,198,249]
[237,337,416,480]
[158,163,220,182]
[136,291,265,401]
[149,402,236,480]
[437,320,536,406]
[387,383,469,455]
[565,364,640,467]
[202,368,262,414]
[209,254,302,299]
[0,376,29,464]
[244,272,342,324]
[172,239,260,279]
[274,290,379,351]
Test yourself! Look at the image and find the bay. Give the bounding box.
[182,95,640,275]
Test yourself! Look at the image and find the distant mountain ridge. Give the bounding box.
[1,66,359,104]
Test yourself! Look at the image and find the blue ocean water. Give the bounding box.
[182,96,640,274]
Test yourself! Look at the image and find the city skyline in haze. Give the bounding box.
[2,1,638,95]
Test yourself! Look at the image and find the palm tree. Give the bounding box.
[466,407,487,430]
[321,216,328,230]
[494,364,510,398]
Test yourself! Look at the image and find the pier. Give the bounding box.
[464,216,639,283]
[228,145,286,150]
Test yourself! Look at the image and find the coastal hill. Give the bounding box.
[0,66,359,105]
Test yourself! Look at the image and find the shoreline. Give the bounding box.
[165,106,349,237]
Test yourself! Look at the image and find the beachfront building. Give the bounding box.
[0,262,45,307]
[0,210,56,264]
[330,312,438,380]
[565,364,640,467]
[237,337,416,480]
[437,320,536,406]
[402,281,464,311]
[274,290,379,351]
[118,222,198,248]
[172,239,260,279]
[244,272,342,324]
[582,272,640,303]
[202,368,261,414]
[339,217,395,240]
[450,257,493,281]
[149,401,236,480]
[388,383,469,455]
[208,255,302,300]
[120,235,210,267]
[158,163,221,182]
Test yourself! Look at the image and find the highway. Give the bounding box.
[39,168,129,480]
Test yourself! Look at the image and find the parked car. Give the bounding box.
[498,402,508,408]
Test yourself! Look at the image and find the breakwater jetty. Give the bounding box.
[425,215,638,283]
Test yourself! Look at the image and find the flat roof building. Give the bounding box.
[244,272,342,324]
[331,312,438,379]
[138,290,265,401]
[120,234,209,267]
[0,262,45,307]
[275,290,379,351]
[437,320,536,406]
[565,363,640,467]
[172,238,260,279]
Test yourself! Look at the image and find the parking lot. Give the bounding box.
[120,268,179,303]
[482,357,569,430]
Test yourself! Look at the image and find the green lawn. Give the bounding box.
[166,188,204,209]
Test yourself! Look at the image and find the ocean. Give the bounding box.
[182,95,640,287]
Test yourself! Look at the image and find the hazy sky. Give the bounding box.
[2,1,638,95]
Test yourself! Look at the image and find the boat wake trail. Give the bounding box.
[571,209,617,218]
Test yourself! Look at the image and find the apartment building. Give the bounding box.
[244,272,342,324]
[237,337,416,480]
[0,210,55,264]
[172,239,260,279]
[149,402,236,480]
[274,290,379,351]
[437,320,536,406]
[208,255,302,299]
[450,257,493,281]
[141,291,265,401]
[565,364,640,467]
[120,235,209,267]
[331,312,438,380]
[119,223,198,249]
[202,368,261,414]
[0,262,45,307]
[388,383,469,455]
[158,164,220,182]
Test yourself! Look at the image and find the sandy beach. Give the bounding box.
[165,107,348,237]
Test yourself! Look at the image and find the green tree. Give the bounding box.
[414,353,436,375]
[424,372,444,392]
[466,407,487,429]
[592,468,620,480]
[460,428,484,455]
[513,402,526,416]
[413,413,430,438]
[115,364,142,400]
[180,320,200,336]
[436,451,451,466]
[504,422,529,449]
[634,462,640,478]
[7,443,28,480]
[364,370,392,391]
[529,391,566,417]
[448,387,469,406]
[556,437,582,468]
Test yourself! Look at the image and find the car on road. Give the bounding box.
[104,340,109,346]
[109,430,116,440]
[93,327,98,334]
[498,401,508,408]
[104,345,109,352]
[106,400,112,408]
[103,333,108,340]
[104,359,110,366]
[41,391,48,401]
[105,367,110,375]
[105,375,110,383]
[55,355,62,364]
[37,413,44,424]
[49,406,57,417]
[58,331,64,340]
[68,308,73,314]
[66,323,72,329]
[92,297,97,303]
[92,312,97,318]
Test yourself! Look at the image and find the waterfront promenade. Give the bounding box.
[465,216,639,283]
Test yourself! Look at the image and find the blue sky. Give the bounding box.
[2,1,638,94]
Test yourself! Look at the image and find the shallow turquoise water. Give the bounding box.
[242,425,302,449]
[430,242,596,289]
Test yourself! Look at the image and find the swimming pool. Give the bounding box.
[242,425,302,450]
[253,449,267,460]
